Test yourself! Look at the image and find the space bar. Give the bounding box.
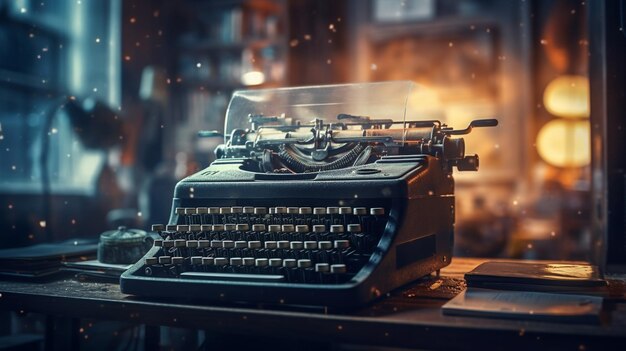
[180,272,285,282]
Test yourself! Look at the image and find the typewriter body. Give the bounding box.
[120,81,497,307]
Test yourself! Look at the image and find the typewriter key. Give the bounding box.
[313,207,326,215]
[296,225,309,233]
[353,207,367,216]
[330,225,344,233]
[347,224,362,233]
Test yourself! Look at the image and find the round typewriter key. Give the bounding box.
[269,258,282,267]
[186,240,199,248]
[347,224,362,233]
[277,240,290,249]
[184,208,196,215]
[283,259,297,268]
[196,207,208,214]
[315,263,330,273]
[166,225,177,232]
[318,241,332,250]
[313,207,326,215]
[177,225,190,232]
[326,207,339,214]
[210,240,221,248]
[190,256,203,265]
[304,241,318,249]
[330,225,344,233]
[370,208,385,216]
[208,207,219,214]
[202,257,215,266]
[163,240,174,248]
[190,224,201,232]
[145,257,158,265]
[230,257,243,266]
[174,239,186,248]
[236,224,249,231]
[234,241,247,249]
[243,257,255,266]
[290,241,303,250]
[151,224,164,232]
[175,207,185,215]
[254,207,267,215]
[231,206,243,213]
[330,264,347,274]
[198,240,210,248]
[172,257,184,265]
[339,207,352,214]
[296,225,309,233]
[274,207,286,214]
[264,241,277,249]
[297,259,312,268]
[214,257,228,266]
[353,207,367,215]
[299,207,312,215]
[154,239,163,247]
[201,225,211,232]
[334,240,350,249]
[224,224,236,231]
[282,224,294,232]
[252,224,266,232]
[243,206,254,214]
[287,207,298,214]
[255,258,269,267]
[219,207,231,214]
[268,225,281,233]
[212,224,225,232]
[312,225,326,233]
[248,241,262,249]
[222,240,234,248]
[158,256,171,264]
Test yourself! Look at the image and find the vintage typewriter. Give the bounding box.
[120,81,497,307]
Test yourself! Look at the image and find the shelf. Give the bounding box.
[179,37,286,52]
[186,0,283,14]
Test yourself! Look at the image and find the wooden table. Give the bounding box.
[1,258,625,350]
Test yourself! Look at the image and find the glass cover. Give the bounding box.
[224,81,443,142]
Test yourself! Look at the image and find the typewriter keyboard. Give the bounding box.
[144,206,388,284]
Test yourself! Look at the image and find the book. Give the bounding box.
[442,288,603,323]
[464,261,608,294]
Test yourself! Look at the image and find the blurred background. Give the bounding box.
[0,0,593,262]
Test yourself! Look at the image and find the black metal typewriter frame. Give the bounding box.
[121,155,454,307]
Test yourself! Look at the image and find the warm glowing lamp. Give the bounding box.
[536,119,590,167]
[543,75,589,118]
[241,71,265,86]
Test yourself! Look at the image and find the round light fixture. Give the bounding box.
[543,75,589,118]
[536,119,590,167]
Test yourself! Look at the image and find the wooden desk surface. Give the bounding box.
[1,258,625,350]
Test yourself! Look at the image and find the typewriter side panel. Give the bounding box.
[353,156,455,302]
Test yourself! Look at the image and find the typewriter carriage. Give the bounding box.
[214,81,495,174]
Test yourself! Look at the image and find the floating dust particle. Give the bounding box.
[527,243,533,249]
[304,34,311,41]
[448,42,453,47]
[540,39,548,45]
[289,39,299,47]
[129,17,136,24]
[39,221,46,228]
